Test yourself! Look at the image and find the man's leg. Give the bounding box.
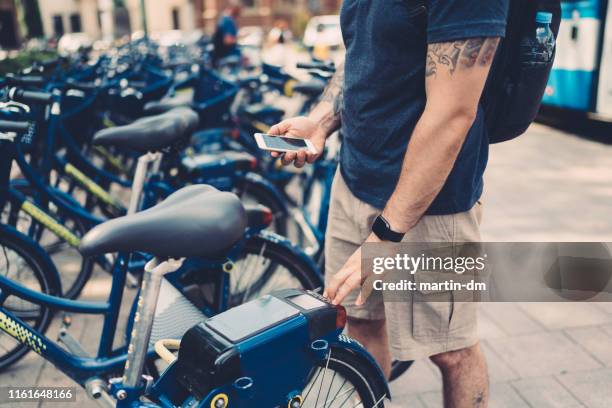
[347,317,391,378]
[325,170,390,376]
[383,201,487,405]
[430,342,489,408]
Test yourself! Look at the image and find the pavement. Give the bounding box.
[2,121,612,407]
[390,122,612,407]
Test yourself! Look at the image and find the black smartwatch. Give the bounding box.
[372,214,405,242]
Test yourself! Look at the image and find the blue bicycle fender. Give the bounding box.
[329,333,392,400]
[242,172,288,214]
[257,230,323,281]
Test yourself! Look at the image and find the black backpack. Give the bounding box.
[482,0,562,143]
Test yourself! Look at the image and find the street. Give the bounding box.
[391,122,612,407]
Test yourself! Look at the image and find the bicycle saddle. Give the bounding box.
[143,92,192,115]
[181,150,256,173]
[292,80,326,97]
[79,185,246,258]
[92,107,199,153]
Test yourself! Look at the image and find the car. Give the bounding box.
[303,15,343,50]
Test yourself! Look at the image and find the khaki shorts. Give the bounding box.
[324,169,483,361]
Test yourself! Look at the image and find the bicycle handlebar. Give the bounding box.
[65,78,99,91]
[40,58,61,69]
[8,87,54,105]
[5,74,45,87]
[0,120,30,133]
[296,61,336,73]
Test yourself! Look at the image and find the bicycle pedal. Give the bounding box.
[58,328,90,358]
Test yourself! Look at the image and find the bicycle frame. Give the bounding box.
[0,237,254,385]
[0,254,130,384]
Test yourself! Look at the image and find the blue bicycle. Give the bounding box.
[0,166,390,407]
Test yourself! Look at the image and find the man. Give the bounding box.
[212,1,241,64]
[269,1,508,406]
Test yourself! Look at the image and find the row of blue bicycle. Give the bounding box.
[0,38,401,407]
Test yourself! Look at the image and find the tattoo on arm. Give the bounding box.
[426,37,500,77]
[315,62,344,133]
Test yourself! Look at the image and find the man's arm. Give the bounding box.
[308,61,345,137]
[268,61,345,167]
[324,37,499,305]
[382,38,499,231]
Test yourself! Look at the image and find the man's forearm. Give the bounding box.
[382,37,498,232]
[382,109,476,232]
[308,61,345,137]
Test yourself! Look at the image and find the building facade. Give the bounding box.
[200,0,340,32]
[37,0,103,39]
[5,0,341,47]
[0,0,20,48]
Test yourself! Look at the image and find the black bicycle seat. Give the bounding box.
[143,92,193,115]
[181,151,256,173]
[79,185,246,258]
[292,80,326,97]
[92,107,199,153]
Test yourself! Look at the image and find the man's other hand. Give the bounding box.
[324,233,382,306]
[268,116,326,168]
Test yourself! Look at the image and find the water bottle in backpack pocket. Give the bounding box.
[483,1,561,143]
[520,12,556,67]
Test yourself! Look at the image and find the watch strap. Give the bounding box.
[372,215,405,242]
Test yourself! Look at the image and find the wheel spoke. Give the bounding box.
[336,388,357,408]
[314,349,332,408]
[322,370,337,407]
[370,394,387,408]
[327,378,347,407]
[302,367,323,403]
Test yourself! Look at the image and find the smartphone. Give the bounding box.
[254,133,317,154]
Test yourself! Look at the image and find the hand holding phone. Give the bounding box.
[264,116,327,168]
[254,133,318,154]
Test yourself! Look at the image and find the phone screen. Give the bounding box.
[261,134,308,151]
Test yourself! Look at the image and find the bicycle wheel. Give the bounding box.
[2,182,94,299]
[300,345,388,408]
[0,226,60,371]
[145,234,323,378]
[177,234,322,311]
[227,234,322,307]
[389,360,414,382]
[236,179,288,236]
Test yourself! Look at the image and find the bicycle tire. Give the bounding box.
[0,225,61,371]
[389,360,414,382]
[227,234,323,307]
[236,179,288,237]
[301,345,388,408]
[2,182,94,299]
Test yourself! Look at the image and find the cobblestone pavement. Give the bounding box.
[2,122,612,407]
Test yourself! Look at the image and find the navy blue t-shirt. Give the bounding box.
[339,0,508,214]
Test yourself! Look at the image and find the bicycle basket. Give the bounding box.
[192,69,239,128]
